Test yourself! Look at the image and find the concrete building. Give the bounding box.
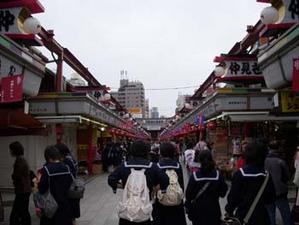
[144,99,150,118]
[150,107,159,118]
[112,72,146,118]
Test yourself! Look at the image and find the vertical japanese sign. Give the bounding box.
[0,74,23,103]
[292,58,299,92]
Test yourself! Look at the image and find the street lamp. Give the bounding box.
[214,65,226,77]
[104,93,111,101]
[100,127,105,132]
[260,6,279,25]
[23,17,41,34]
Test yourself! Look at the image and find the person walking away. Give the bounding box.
[102,141,113,172]
[184,141,195,175]
[265,140,291,225]
[292,147,299,224]
[185,150,228,225]
[38,146,73,225]
[108,141,169,225]
[225,141,275,225]
[55,143,80,225]
[153,142,186,225]
[9,141,32,225]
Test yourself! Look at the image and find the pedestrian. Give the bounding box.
[102,141,113,172]
[9,141,32,225]
[185,150,228,225]
[55,143,80,225]
[108,140,169,225]
[265,140,291,225]
[153,142,187,225]
[225,141,275,225]
[292,147,299,224]
[184,141,195,174]
[38,146,73,225]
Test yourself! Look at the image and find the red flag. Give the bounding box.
[292,58,299,92]
[0,75,23,103]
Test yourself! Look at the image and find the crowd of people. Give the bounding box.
[108,139,299,225]
[9,141,80,225]
[7,137,299,225]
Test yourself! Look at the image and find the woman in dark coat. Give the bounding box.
[153,142,187,225]
[225,141,275,225]
[185,150,228,225]
[108,141,169,225]
[9,141,32,225]
[38,146,73,225]
[55,143,80,222]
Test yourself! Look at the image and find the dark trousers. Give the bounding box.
[10,193,31,225]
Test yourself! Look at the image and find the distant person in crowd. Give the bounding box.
[225,141,275,225]
[185,150,228,225]
[236,140,247,169]
[265,140,291,225]
[38,146,73,225]
[194,138,208,152]
[293,147,299,187]
[153,142,186,225]
[149,145,160,163]
[9,141,32,225]
[110,143,123,168]
[101,141,113,172]
[184,141,195,173]
[55,143,80,225]
[108,141,169,225]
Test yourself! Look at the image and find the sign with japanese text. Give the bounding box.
[0,74,23,103]
[0,7,23,34]
[223,60,262,78]
[292,58,299,92]
[280,91,299,113]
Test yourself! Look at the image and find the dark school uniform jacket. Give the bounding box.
[185,169,228,225]
[108,157,169,195]
[38,162,73,225]
[225,165,275,225]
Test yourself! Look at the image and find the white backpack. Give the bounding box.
[157,169,184,206]
[117,168,153,222]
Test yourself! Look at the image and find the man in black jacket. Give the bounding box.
[265,140,291,225]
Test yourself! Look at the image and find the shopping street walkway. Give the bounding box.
[0,167,289,225]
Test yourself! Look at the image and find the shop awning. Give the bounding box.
[34,115,107,127]
[216,111,299,122]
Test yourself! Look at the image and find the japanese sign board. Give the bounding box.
[280,91,299,113]
[223,60,262,78]
[292,58,299,92]
[0,8,23,34]
[0,74,23,103]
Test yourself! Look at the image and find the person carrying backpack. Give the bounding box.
[55,143,81,225]
[153,142,186,225]
[185,150,228,225]
[108,141,169,225]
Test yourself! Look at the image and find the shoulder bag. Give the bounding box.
[222,172,270,225]
[33,167,58,218]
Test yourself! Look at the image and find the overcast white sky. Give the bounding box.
[36,0,266,117]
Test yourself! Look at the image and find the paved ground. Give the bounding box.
[0,167,292,225]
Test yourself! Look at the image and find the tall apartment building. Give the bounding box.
[111,72,145,118]
[150,107,159,118]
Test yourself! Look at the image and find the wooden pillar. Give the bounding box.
[87,125,94,174]
[56,53,64,92]
[55,124,63,144]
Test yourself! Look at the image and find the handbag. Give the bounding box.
[68,169,85,199]
[291,188,299,225]
[222,172,270,225]
[33,171,58,219]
